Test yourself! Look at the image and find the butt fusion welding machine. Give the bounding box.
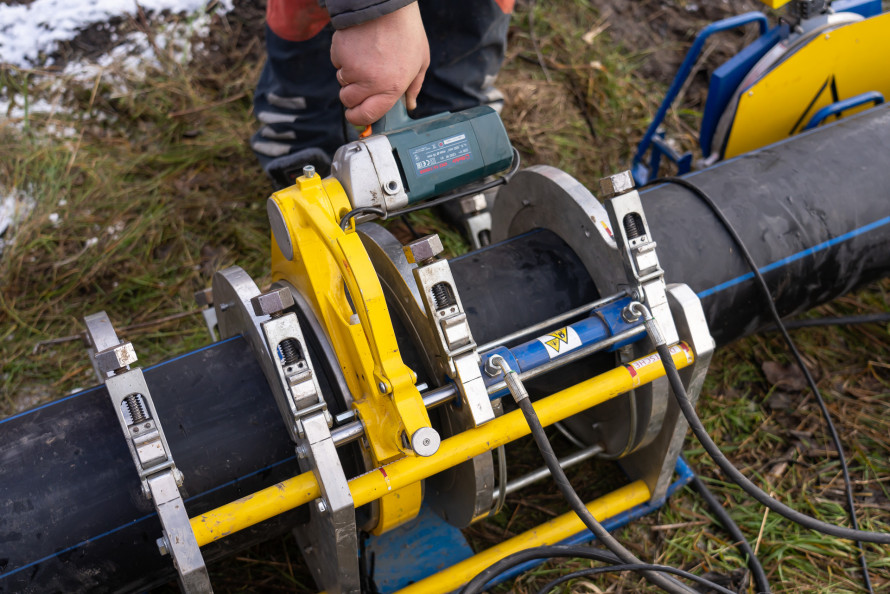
[6,1,890,592]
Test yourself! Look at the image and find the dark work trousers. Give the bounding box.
[251,0,514,169]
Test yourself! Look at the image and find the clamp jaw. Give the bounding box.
[405,234,496,429]
[601,171,679,348]
[83,312,211,593]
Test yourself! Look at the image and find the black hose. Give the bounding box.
[482,355,698,594]
[513,394,695,594]
[536,563,736,594]
[460,545,736,594]
[690,470,770,593]
[653,175,874,591]
[655,341,890,545]
[761,312,890,332]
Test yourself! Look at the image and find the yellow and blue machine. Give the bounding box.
[633,0,890,184]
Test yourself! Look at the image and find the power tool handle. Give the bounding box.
[370,96,412,135]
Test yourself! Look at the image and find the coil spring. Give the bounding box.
[623,212,643,239]
[431,282,456,310]
[279,338,303,366]
[125,393,148,424]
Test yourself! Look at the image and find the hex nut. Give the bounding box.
[599,171,635,199]
[193,287,213,307]
[403,234,444,264]
[251,287,295,317]
[95,342,138,374]
[459,193,488,215]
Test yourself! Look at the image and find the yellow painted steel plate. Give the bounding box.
[725,13,890,158]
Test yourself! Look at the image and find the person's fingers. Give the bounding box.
[344,94,400,126]
[404,69,425,112]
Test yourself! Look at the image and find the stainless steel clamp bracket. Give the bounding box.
[602,172,679,347]
[83,312,212,593]
[405,235,495,428]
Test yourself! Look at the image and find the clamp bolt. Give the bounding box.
[157,535,170,556]
[599,170,635,199]
[403,234,444,265]
[411,427,441,457]
[251,287,295,317]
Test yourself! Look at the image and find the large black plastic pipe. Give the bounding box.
[2,105,889,592]
[644,105,890,346]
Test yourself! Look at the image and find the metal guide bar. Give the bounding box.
[188,344,695,547]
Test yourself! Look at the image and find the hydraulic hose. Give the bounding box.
[690,471,770,593]
[651,339,890,544]
[485,355,697,594]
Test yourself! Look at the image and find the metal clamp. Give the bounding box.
[212,268,331,445]
[251,287,331,440]
[406,235,495,429]
[602,172,679,348]
[83,312,211,593]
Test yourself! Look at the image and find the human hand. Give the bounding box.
[330,2,430,126]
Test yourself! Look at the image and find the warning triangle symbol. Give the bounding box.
[550,328,568,343]
[545,337,561,352]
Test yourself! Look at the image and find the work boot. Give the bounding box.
[262,147,332,190]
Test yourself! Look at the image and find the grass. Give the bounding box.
[2,0,890,592]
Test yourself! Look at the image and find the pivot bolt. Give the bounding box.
[411,427,441,457]
[251,287,295,318]
[157,535,170,556]
[404,234,444,265]
[599,170,635,199]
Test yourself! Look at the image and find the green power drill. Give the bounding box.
[331,99,514,216]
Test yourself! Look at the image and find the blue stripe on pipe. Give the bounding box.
[0,454,299,580]
[0,335,243,426]
[696,215,890,300]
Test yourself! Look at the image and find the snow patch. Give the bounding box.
[0,187,37,256]
[0,0,232,68]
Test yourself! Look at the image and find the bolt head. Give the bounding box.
[411,427,441,457]
[303,165,316,178]
[378,381,388,394]
[459,193,488,215]
[599,171,635,199]
[403,234,444,264]
[317,499,327,513]
[251,287,294,317]
[193,287,213,307]
[157,536,170,556]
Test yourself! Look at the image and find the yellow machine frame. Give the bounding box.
[724,11,890,157]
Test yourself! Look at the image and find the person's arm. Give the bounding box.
[327,2,429,126]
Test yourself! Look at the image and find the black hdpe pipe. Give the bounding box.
[2,105,889,592]
[642,104,890,346]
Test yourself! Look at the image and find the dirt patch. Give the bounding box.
[588,0,767,82]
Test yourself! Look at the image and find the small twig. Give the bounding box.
[168,92,247,118]
[753,491,775,555]
[527,0,553,83]
[32,309,203,353]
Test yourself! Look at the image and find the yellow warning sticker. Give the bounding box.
[537,326,582,359]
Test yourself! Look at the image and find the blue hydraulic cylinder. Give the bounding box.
[479,297,644,393]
